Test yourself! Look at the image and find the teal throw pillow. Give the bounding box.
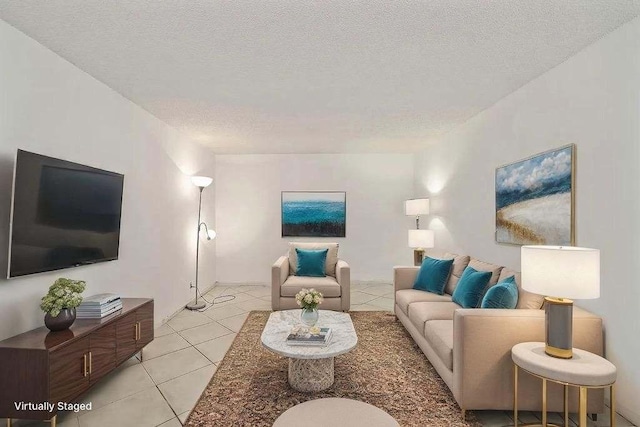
[295,248,328,277]
[452,266,492,308]
[481,276,519,309]
[413,257,454,295]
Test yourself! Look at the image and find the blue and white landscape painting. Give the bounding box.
[282,192,346,237]
[496,145,574,245]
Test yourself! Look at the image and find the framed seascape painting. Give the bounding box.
[281,191,346,237]
[495,144,575,245]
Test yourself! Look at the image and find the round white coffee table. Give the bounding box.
[273,398,399,427]
[261,310,358,392]
[512,342,617,427]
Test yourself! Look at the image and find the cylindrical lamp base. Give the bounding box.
[413,249,425,266]
[544,297,573,359]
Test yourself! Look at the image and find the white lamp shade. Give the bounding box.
[521,245,600,299]
[191,176,213,188]
[405,198,430,216]
[408,229,434,249]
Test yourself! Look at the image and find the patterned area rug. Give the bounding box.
[186,311,482,427]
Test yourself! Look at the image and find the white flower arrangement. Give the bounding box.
[295,288,324,310]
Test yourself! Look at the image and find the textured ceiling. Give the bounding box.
[1,1,639,153]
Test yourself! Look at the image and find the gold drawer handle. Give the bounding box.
[83,353,88,377]
[88,351,92,374]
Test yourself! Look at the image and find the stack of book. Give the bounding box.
[286,326,333,347]
[77,294,122,319]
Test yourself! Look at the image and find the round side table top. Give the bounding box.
[512,342,616,386]
[273,398,399,427]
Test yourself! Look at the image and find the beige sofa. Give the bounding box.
[272,242,350,311]
[394,253,604,415]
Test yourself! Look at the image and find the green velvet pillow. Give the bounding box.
[295,248,328,277]
[413,257,454,295]
[481,276,519,309]
[452,266,492,308]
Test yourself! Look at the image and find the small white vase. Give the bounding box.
[300,307,319,327]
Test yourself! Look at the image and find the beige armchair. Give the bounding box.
[272,242,350,311]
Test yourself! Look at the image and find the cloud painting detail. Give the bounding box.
[282,192,346,237]
[496,145,574,245]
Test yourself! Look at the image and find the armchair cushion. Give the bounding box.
[281,276,342,297]
[295,248,328,277]
[289,242,339,277]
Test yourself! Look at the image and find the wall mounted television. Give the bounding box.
[7,150,124,278]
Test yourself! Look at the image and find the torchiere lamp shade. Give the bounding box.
[521,245,600,358]
[405,198,430,216]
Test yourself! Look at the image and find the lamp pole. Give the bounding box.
[187,186,206,310]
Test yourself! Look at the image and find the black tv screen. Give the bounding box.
[8,150,124,278]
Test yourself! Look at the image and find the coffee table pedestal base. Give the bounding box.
[288,357,334,392]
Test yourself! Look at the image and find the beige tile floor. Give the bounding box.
[1,282,633,426]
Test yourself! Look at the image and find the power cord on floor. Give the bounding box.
[194,287,236,312]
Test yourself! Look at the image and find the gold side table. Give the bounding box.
[512,342,617,427]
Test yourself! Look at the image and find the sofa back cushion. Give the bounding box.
[468,258,503,286]
[498,268,545,309]
[413,257,454,295]
[443,252,471,295]
[452,266,492,308]
[289,242,339,277]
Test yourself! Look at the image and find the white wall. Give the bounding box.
[215,154,415,283]
[415,17,640,424]
[0,19,217,340]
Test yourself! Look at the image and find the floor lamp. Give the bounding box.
[186,176,216,311]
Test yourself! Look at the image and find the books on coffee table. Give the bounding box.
[286,327,333,346]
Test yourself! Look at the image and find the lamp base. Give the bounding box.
[186,301,206,310]
[544,296,574,359]
[413,249,425,266]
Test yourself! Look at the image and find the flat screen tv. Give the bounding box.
[8,150,124,278]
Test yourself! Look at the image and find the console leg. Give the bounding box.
[140,349,143,362]
[49,415,57,427]
[579,387,588,427]
[7,418,11,427]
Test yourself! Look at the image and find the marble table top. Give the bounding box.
[261,310,358,359]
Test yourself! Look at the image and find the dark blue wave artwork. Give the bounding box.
[282,193,346,237]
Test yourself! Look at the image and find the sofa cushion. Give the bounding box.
[289,242,339,277]
[413,257,454,295]
[424,320,454,371]
[395,289,452,316]
[281,276,341,297]
[295,248,328,277]
[452,266,492,308]
[481,276,519,309]
[408,301,460,335]
[498,268,545,309]
[443,253,471,295]
[468,258,503,286]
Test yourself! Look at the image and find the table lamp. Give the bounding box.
[405,198,430,265]
[521,245,600,359]
[408,229,434,266]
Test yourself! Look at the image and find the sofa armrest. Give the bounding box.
[336,259,350,311]
[271,256,289,310]
[393,266,419,292]
[452,307,603,412]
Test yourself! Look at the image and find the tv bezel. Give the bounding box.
[7,149,125,279]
